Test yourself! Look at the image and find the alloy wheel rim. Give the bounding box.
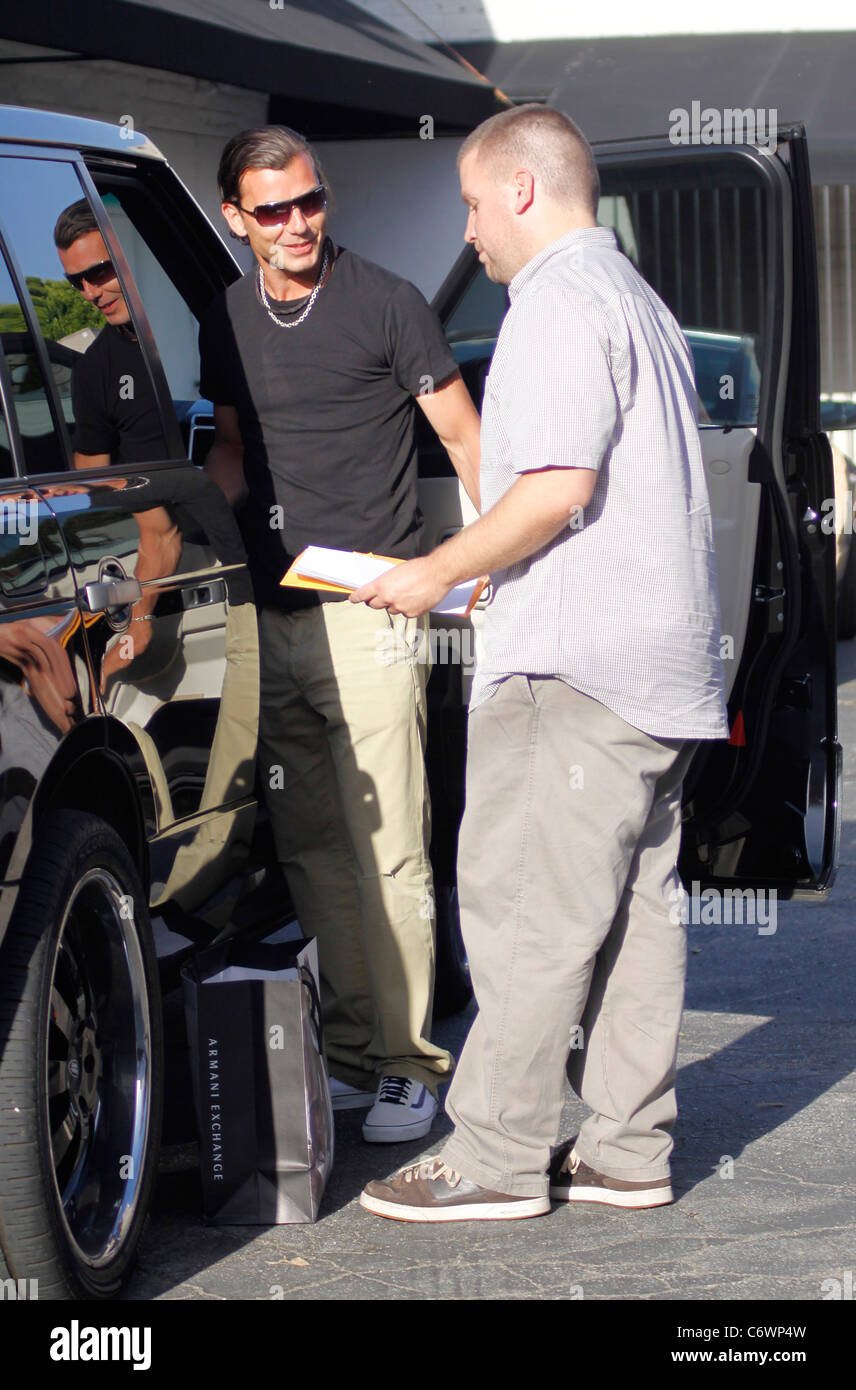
[45,868,152,1269]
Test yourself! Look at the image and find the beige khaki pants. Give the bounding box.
[441,675,695,1196]
[258,600,453,1093]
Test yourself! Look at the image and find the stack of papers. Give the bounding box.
[282,545,486,617]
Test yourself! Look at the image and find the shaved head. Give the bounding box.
[458,105,599,216]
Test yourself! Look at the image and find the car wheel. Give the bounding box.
[0,810,162,1299]
[432,884,473,1018]
[837,532,856,639]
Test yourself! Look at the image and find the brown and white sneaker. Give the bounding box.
[360,1156,551,1222]
[548,1139,673,1209]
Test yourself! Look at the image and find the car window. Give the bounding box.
[0,241,69,475]
[96,190,201,408]
[0,361,16,478]
[0,156,176,474]
[598,161,768,428]
[444,271,509,351]
[0,406,11,479]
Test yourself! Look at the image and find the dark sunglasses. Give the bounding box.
[235,184,327,228]
[64,258,116,292]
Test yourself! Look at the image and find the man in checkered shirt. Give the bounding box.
[355,104,729,1222]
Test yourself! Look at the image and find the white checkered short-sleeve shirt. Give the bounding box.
[472,226,729,741]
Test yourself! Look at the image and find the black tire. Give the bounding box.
[838,535,856,639]
[0,811,162,1299]
[432,884,473,1018]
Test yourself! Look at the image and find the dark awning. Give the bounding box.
[0,0,500,127]
[456,32,856,183]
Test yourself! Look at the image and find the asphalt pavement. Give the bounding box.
[127,644,856,1304]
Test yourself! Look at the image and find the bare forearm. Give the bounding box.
[132,515,182,618]
[205,440,246,507]
[432,468,596,587]
[444,427,481,513]
[350,467,598,617]
[416,374,482,512]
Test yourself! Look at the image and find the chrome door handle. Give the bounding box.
[84,577,143,612]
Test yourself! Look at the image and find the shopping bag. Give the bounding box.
[181,936,334,1223]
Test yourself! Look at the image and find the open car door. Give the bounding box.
[421,123,839,902]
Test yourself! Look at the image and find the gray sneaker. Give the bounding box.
[548,1139,673,1208]
[361,1157,551,1222]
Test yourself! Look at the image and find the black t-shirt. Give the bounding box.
[199,244,458,609]
[70,325,167,463]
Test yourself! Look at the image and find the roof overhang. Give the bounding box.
[0,0,500,127]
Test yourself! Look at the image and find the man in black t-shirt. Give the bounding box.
[54,200,166,468]
[200,126,481,1143]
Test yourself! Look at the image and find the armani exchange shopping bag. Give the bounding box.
[181,936,334,1223]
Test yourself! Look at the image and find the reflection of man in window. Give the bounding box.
[53,200,166,469]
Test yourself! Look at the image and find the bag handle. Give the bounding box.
[298,964,324,1055]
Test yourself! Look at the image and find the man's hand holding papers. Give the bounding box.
[283,545,485,617]
[350,553,460,618]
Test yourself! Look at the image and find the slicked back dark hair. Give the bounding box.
[53,199,100,251]
[218,126,331,244]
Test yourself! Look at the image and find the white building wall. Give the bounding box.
[316,136,467,297]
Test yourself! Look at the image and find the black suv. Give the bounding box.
[0,107,840,1300]
[0,108,272,1299]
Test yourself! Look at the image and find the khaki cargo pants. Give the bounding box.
[441,674,696,1195]
[258,600,453,1093]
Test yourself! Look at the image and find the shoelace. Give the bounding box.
[377,1076,414,1107]
[402,1157,462,1188]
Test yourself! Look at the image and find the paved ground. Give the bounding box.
[127,644,856,1304]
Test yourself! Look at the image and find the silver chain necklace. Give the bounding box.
[257,241,330,329]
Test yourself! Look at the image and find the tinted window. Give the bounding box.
[444,271,508,350]
[0,242,68,474]
[0,387,14,479]
[598,159,769,427]
[96,189,201,407]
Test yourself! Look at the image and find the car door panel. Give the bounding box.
[34,464,259,919]
[0,488,101,935]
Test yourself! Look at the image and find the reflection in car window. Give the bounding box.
[0,247,67,474]
[0,490,69,599]
[0,157,172,473]
[0,392,13,479]
[97,192,201,407]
